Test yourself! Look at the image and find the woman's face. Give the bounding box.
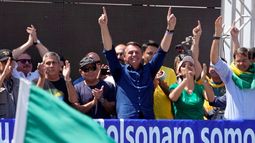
[179,61,195,77]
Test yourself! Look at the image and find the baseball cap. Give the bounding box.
[79,56,95,68]
[0,49,12,62]
[177,55,194,72]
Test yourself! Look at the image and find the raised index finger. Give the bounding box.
[197,20,201,27]
[102,6,107,16]
[168,7,172,16]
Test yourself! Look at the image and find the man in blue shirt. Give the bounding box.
[98,7,176,119]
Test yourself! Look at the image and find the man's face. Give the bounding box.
[115,45,126,63]
[80,63,99,81]
[124,45,142,69]
[44,55,61,77]
[234,53,251,72]
[142,45,158,64]
[0,59,14,77]
[16,53,32,75]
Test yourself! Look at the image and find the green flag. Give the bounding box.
[13,79,115,143]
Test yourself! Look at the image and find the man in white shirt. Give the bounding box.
[12,25,48,81]
[210,16,255,120]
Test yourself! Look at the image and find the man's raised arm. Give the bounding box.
[160,7,176,52]
[98,7,112,51]
[210,16,223,64]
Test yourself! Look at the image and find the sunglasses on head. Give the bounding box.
[16,59,32,64]
[81,64,97,72]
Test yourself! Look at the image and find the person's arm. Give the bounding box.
[190,20,202,79]
[210,16,223,65]
[169,66,193,101]
[0,58,12,87]
[36,63,46,88]
[169,79,188,102]
[160,7,176,52]
[200,63,215,102]
[100,83,116,114]
[209,94,226,108]
[73,99,98,113]
[230,26,240,54]
[12,25,49,59]
[12,26,33,59]
[159,80,170,96]
[62,60,78,103]
[98,7,112,51]
[30,25,49,57]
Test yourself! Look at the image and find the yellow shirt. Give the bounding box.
[154,66,176,119]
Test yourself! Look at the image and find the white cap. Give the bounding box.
[177,55,194,72]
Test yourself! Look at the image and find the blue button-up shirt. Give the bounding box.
[104,47,167,119]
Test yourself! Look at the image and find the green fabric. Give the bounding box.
[231,63,255,89]
[24,84,115,143]
[169,83,205,120]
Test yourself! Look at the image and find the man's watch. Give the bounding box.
[33,39,41,45]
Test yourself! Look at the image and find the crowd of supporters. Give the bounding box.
[0,7,254,120]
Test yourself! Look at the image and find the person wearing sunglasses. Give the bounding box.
[12,25,48,81]
[73,52,115,87]
[0,49,20,118]
[71,56,116,118]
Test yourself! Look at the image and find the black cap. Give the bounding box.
[79,56,95,68]
[0,49,12,62]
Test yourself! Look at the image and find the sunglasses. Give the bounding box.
[95,61,101,65]
[81,64,97,72]
[16,59,32,64]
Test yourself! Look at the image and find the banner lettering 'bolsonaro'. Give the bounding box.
[1,119,255,143]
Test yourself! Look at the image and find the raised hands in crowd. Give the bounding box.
[191,20,202,79]
[230,25,240,53]
[211,16,223,64]
[1,5,254,120]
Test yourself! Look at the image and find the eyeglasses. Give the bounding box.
[16,59,32,64]
[81,64,97,72]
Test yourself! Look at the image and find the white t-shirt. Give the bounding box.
[213,59,255,120]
